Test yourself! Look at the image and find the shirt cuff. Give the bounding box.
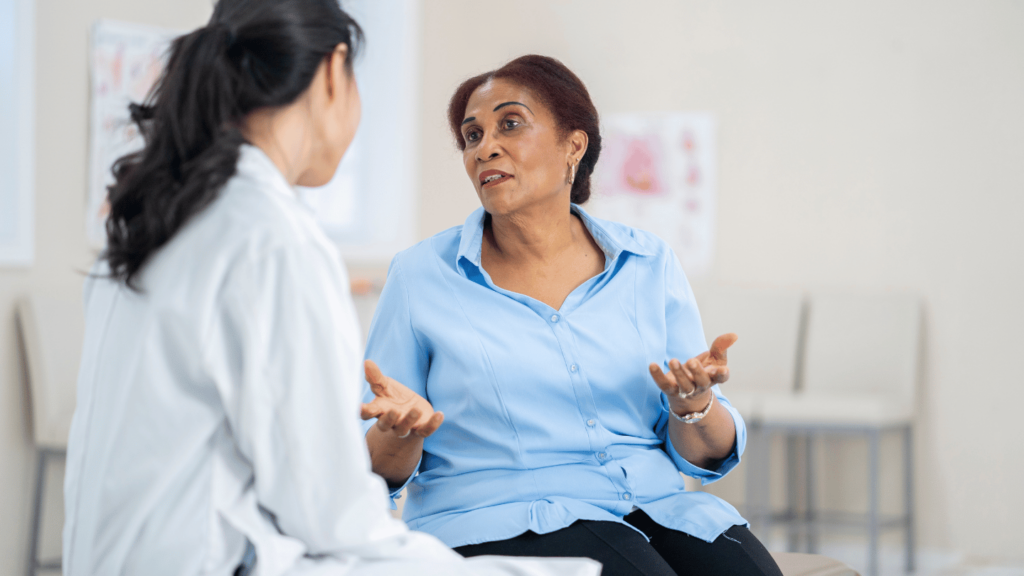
[362,418,420,510]
[661,388,746,486]
[384,455,421,511]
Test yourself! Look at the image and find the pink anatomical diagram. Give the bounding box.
[620,137,663,195]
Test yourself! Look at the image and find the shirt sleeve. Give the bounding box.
[659,386,747,485]
[211,243,414,557]
[657,248,747,484]
[359,256,431,505]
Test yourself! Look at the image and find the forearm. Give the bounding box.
[366,426,423,486]
[667,393,737,471]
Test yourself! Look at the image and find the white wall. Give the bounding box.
[2,0,1021,573]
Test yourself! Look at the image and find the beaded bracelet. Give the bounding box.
[670,392,715,424]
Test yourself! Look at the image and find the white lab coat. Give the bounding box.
[62,145,600,576]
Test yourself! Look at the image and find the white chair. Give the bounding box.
[694,285,807,544]
[16,293,84,575]
[694,285,805,418]
[751,292,920,576]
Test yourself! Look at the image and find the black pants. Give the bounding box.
[455,510,783,576]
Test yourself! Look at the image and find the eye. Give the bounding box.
[464,129,481,143]
[502,118,520,130]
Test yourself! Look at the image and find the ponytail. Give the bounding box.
[104,0,362,290]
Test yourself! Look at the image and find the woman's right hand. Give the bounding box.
[361,360,444,439]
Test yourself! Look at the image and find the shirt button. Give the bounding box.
[587,419,596,427]
[622,493,632,501]
[570,364,577,373]
[598,452,607,460]
[551,314,559,322]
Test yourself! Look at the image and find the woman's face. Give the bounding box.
[298,46,361,188]
[460,79,578,216]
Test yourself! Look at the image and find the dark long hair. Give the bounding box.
[447,55,602,204]
[104,0,362,290]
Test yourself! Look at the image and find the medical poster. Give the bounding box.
[589,112,717,278]
[88,20,179,248]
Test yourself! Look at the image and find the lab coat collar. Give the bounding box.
[234,144,297,201]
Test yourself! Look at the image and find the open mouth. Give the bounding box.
[479,170,513,188]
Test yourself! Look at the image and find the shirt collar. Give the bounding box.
[234,144,296,200]
[456,203,652,272]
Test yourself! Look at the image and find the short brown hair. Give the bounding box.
[447,55,601,204]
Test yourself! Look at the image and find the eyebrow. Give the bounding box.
[461,101,533,127]
[494,101,532,113]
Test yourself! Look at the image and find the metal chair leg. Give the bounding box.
[745,423,763,534]
[786,434,799,551]
[904,426,915,573]
[805,433,818,554]
[28,450,47,576]
[868,430,881,576]
[758,427,773,538]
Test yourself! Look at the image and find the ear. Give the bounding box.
[567,129,589,164]
[325,43,351,100]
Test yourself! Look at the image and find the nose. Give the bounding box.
[475,132,502,163]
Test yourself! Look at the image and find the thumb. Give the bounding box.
[364,359,388,395]
[708,333,738,364]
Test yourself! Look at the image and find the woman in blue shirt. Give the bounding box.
[360,55,782,576]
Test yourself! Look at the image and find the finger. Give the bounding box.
[686,358,713,388]
[364,360,388,395]
[375,409,400,432]
[393,407,422,439]
[360,401,384,420]
[669,359,697,395]
[708,333,738,365]
[414,411,445,438]
[648,363,678,394]
[675,358,697,381]
[707,365,730,385]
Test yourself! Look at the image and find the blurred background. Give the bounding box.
[1,1,1022,575]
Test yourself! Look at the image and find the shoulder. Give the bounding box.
[141,172,343,301]
[582,210,675,265]
[389,224,463,277]
[204,167,339,261]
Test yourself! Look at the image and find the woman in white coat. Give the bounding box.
[61,1,599,575]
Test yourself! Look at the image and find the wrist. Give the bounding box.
[671,393,715,423]
[669,389,711,415]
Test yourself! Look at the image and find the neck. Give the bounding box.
[241,104,312,186]
[486,196,580,265]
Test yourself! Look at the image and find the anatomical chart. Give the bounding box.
[88,20,179,247]
[589,113,716,278]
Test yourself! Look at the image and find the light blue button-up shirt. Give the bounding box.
[361,205,747,548]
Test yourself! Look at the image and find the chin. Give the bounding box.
[299,152,345,188]
[481,185,550,217]
[478,190,518,217]
[297,167,333,188]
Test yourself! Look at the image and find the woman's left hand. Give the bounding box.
[649,333,738,416]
